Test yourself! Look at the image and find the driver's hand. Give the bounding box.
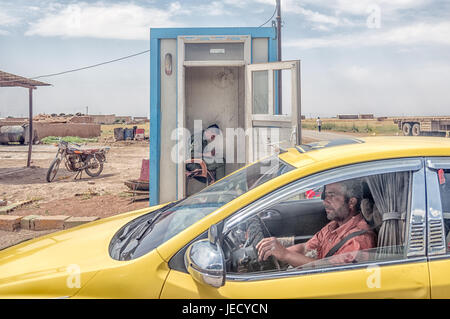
[256,237,287,262]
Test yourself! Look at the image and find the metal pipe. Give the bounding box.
[27,87,33,167]
[276,0,282,114]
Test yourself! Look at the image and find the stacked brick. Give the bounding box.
[0,215,99,231]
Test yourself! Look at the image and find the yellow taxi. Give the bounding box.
[1,136,450,298]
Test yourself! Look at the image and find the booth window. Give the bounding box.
[185,43,244,61]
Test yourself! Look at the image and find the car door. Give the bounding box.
[160,158,430,298]
[425,157,450,298]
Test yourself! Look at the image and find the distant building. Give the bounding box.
[337,114,359,119]
[90,114,116,125]
[115,116,132,123]
[133,116,150,123]
[358,114,374,119]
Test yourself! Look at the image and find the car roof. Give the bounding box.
[279,136,450,169]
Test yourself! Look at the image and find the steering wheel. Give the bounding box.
[254,215,281,271]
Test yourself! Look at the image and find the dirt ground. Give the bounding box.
[0,141,150,248]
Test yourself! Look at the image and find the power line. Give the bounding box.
[0,49,150,84]
[32,49,149,80]
[258,4,277,27]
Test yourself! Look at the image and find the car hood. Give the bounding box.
[0,205,164,298]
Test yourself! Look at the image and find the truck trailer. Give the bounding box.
[393,117,450,137]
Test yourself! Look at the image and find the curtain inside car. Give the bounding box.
[364,171,411,256]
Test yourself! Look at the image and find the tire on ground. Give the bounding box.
[402,123,412,136]
[85,155,104,177]
[46,158,61,183]
[412,123,421,136]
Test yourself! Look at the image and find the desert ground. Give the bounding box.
[0,125,151,249]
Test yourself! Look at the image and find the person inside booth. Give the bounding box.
[186,124,225,185]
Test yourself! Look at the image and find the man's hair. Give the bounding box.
[207,124,219,130]
[339,179,363,212]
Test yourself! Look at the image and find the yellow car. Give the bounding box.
[1,136,450,299]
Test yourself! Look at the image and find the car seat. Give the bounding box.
[360,181,383,235]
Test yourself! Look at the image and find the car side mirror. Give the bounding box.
[184,239,225,288]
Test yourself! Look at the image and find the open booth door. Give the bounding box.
[245,60,301,163]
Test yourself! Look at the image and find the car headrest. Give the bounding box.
[360,198,382,232]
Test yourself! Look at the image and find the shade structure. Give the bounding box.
[0,70,51,167]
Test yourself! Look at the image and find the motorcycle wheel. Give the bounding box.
[46,158,61,182]
[85,155,104,177]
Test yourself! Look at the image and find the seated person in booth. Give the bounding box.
[186,124,225,183]
[256,180,377,267]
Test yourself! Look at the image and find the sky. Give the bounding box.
[0,0,450,118]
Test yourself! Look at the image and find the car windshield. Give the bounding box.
[110,155,295,260]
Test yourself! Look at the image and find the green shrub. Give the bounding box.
[41,136,98,144]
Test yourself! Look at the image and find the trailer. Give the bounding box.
[393,117,450,137]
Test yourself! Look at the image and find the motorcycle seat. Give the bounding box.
[66,148,100,154]
[81,149,100,154]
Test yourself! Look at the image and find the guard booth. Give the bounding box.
[150,27,301,205]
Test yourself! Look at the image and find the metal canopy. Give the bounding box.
[0,70,50,89]
[0,70,51,167]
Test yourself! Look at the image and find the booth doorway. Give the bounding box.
[185,66,245,195]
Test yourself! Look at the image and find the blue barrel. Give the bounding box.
[114,128,124,141]
[124,128,134,140]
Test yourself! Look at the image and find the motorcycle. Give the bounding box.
[46,139,110,182]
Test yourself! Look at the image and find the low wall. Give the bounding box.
[34,123,101,139]
[69,116,94,123]
[0,121,26,127]
[3,118,28,122]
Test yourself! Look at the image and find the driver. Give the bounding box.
[256,180,376,267]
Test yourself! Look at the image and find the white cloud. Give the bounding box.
[335,0,431,15]
[222,0,250,8]
[282,1,357,30]
[24,2,183,40]
[285,21,450,49]
[340,65,372,81]
[198,2,231,16]
[295,0,431,15]
[168,2,192,16]
[289,6,341,26]
[0,11,20,26]
[312,25,332,32]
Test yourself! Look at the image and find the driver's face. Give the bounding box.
[323,183,351,222]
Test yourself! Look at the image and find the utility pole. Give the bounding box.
[86,106,88,115]
[276,0,282,114]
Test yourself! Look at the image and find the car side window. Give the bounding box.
[223,171,413,276]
